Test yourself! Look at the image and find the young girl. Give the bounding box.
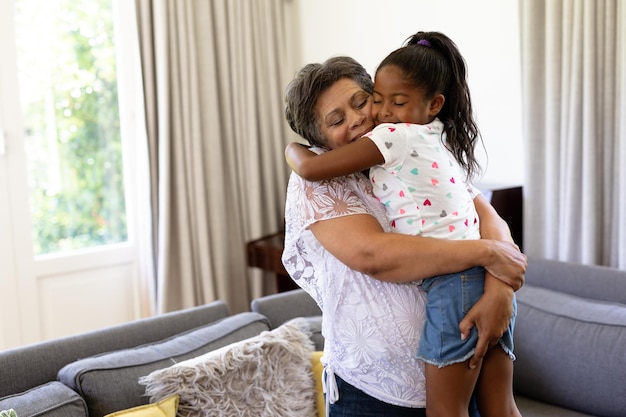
[285,31,521,417]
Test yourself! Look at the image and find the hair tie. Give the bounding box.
[417,39,431,47]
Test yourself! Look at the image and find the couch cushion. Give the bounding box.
[310,352,325,417]
[514,285,626,417]
[57,312,270,417]
[103,395,179,417]
[0,301,229,399]
[139,318,317,417]
[515,395,595,417]
[525,257,626,304]
[251,289,324,350]
[302,316,323,351]
[0,381,87,417]
[250,289,322,328]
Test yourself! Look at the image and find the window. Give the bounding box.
[14,0,127,255]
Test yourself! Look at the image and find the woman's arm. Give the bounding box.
[308,212,526,283]
[285,137,384,181]
[309,193,527,370]
[310,199,527,370]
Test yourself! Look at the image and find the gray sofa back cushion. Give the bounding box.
[514,285,626,417]
[526,257,626,304]
[0,301,229,399]
[57,312,270,417]
[250,289,324,350]
[0,381,87,417]
[250,289,322,328]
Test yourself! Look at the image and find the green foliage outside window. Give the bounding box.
[16,0,127,255]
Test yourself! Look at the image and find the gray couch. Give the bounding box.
[1,257,624,417]
[0,301,272,417]
[512,257,626,417]
[253,257,626,417]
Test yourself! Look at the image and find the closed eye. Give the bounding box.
[353,92,370,109]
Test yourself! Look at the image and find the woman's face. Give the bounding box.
[315,78,374,150]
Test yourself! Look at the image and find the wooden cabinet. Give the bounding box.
[480,185,524,251]
[246,232,298,293]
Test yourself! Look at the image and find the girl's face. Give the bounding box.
[315,78,374,150]
[371,65,441,126]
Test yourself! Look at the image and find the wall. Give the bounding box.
[285,0,524,188]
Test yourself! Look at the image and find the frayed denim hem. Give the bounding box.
[499,340,516,361]
[416,349,476,368]
[417,342,516,369]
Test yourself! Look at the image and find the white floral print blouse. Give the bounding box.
[281,164,427,408]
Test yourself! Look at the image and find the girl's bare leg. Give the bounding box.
[475,348,522,417]
[425,361,480,417]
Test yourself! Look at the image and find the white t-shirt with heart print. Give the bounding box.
[364,119,481,240]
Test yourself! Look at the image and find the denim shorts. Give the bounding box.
[416,267,516,367]
[328,374,480,417]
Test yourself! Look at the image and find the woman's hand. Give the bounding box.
[473,194,526,290]
[459,274,515,369]
[482,239,527,291]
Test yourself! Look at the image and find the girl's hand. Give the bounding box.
[459,275,514,369]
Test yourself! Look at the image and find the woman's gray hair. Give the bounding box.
[284,56,373,148]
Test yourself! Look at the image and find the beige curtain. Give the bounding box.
[520,0,626,269]
[134,0,291,313]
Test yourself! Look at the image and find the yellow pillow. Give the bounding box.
[104,395,179,417]
[310,351,325,417]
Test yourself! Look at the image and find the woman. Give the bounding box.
[282,56,526,417]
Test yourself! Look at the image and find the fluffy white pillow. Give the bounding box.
[139,318,317,417]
